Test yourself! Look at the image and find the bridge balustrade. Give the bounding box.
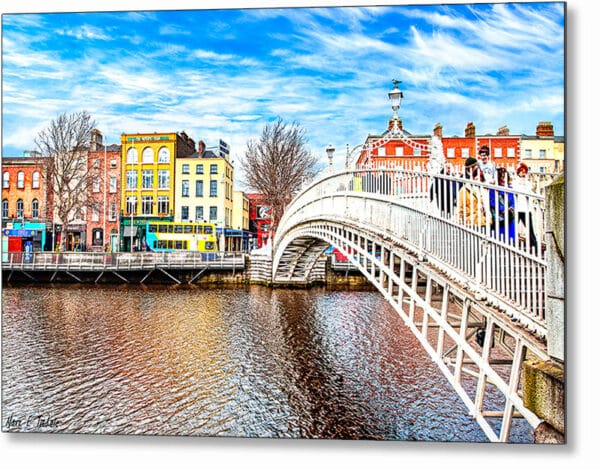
[275,168,548,335]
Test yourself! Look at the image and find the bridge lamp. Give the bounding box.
[388,79,404,132]
[326,144,335,170]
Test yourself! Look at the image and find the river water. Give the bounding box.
[2,285,532,442]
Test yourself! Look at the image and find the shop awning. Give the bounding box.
[122,226,138,237]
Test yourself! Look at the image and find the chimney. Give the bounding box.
[433,123,443,138]
[465,122,475,138]
[388,117,403,132]
[497,125,510,136]
[90,129,103,151]
[536,121,554,137]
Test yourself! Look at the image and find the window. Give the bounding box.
[196,180,203,197]
[109,202,117,221]
[16,199,23,218]
[507,148,516,158]
[540,167,546,173]
[110,177,117,193]
[209,206,217,221]
[93,178,100,193]
[126,170,138,190]
[377,147,386,157]
[494,147,502,158]
[158,147,170,163]
[126,147,138,164]
[182,164,190,174]
[395,146,404,157]
[181,206,189,221]
[93,159,100,168]
[210,180,218,197]
[524,149,532,158]
[158,196,169,215]
[2,199,8,218]
[126,196,137,215]
[210,164,218,174]
[447,148,455,159]
[32,199,39,218]
[414,147,421,156]
[539,149,547,159]
[142,170,154,189]
[3,172,9,189]
[92,228,104,246]
[195,206,204,221]
[32,172,40,189]
[196,164,204,174]
[110,159,117,168]
[158,170,170,189]
[142,196,153,215]
[182,180,189,197]
[91,207,100,222]
[461,148,469,159]
[17,171,24,189]
[142,147,153,163]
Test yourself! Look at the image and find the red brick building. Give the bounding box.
[86,130,122,252]
[2,152,54,251]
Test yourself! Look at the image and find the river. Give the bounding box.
[1,285,532,442]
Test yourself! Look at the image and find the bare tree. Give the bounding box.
[241,118,318,229]
[35,111,97,251]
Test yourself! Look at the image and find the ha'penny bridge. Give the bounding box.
[265,164,564,444]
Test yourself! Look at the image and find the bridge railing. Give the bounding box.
[276,168,550,333]
[2,251,246,271]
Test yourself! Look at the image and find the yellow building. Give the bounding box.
[519,122,564,174]
[120,131,195,251]
[173,141,234,227]
[232,190,250,231]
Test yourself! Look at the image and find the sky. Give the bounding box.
[2,0,565,183]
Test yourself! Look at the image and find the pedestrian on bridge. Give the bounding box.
[430,161,460,218]
[489,167,516,243]
[512,163,538,252]
[455,157,489,229]
[477,145,497,184]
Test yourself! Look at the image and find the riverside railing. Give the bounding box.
[2,251,246,271]
[276,167,549,336]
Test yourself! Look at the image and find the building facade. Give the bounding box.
[520,122,564,174]
[120,131,195,251]
[86,130,122,252]
[247,193,272,249]
[1,153,54,253]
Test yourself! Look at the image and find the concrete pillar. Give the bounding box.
[545,176,565,361]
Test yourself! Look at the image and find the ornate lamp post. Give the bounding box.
[326,144,335,172]
[388,79,403,135]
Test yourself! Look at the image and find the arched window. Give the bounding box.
[32,199,39,218]
[2,199,8,218]
[16,199,24,218]
[126,147,139,164]
[142,147,154,163]
[2,172,9,189]
[32,171,40,189]
[158,146,170,163]
[17,171,24,189]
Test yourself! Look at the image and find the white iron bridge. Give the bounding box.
[272,167,551,443]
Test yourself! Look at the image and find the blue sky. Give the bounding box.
[2,1,564,179]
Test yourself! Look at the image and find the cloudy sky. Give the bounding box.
[2,1,564,179]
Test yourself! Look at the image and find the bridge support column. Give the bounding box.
[522,359,565,443]
[248,252,273,285]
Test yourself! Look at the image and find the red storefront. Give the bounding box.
[247,193,272,249]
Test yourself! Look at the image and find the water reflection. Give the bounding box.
[2,285,531,442]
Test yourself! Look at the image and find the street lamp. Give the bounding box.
[388,79,403,133]
[326,144,335,171]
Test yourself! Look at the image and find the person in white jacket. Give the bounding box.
[512,163,538,252]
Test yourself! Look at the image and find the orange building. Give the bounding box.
[2,152,54,251]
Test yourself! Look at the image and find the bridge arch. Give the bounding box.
[272,167,550,442]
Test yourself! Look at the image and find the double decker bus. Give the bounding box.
[145,221,218,253]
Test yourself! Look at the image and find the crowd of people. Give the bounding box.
[430,145,540,253]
